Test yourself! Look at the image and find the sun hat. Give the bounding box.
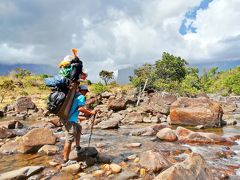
[79,85,89,92]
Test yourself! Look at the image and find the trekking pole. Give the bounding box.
[88,113,97,147]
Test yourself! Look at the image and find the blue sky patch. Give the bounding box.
[179,0,213,35]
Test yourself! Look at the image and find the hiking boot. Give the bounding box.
[61,159,77,167]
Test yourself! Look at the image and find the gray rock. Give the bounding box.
[121,112,143,124]
[0,166,44,180]
[114,171,138,180]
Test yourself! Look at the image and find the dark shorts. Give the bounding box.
[64,122,82,143]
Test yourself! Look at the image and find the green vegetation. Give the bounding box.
[99,70,114,85]
[0,68,51,109]
[130,52,240,96]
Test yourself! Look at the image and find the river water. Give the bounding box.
[0,118,240,179]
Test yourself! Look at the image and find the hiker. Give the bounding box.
[62,85,97,166]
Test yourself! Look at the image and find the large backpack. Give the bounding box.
[47,91,66,114]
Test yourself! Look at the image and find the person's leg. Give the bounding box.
[63,141,72,161]
[63,123,74,162]
[75,124,82,148]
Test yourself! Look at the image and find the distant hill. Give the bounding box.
[0,63,58,75]
[117,60,240,84]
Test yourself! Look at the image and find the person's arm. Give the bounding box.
[78,107,96,116]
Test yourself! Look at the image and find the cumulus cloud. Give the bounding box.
[0,0,239,81]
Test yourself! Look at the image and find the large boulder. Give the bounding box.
[121,112,143,124]
[139,150,172,172]
[154,153,213,180]
[148,92,177,115]
[18,128,56,153]
[15,96,36,113]
[156,128,178,142]
[0,166,44,180]
[108,97,128,111]
[0,127,16,139]
[169,97,223,127]
[69,147,98,165]
[176,126,235,145]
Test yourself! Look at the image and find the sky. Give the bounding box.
[0,0,240,81]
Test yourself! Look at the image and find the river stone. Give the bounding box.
[0,138,20,154]
[116,171,139,180]
[156,128,178,142]
[69,147,98,164]
[0,166,44,180]
[61,163,81,174]
[169,97,223,127]
[0,120,23,129]
[0,127,16,139]
[38,145,59,155]
[130,123,169,136]
[18,128,56,153]
[139,150,172,172]
[96,118,120,129]
[121,112,143,124]
[154,153,213,180]
[15,96,36,113]
[110,163,122,174]
[108,97,128,111]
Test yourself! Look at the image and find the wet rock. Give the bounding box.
[139,150,172,172]
[176,127,236,145]
[0,138,20,154]
[0,166,44,180]
[0,110,4,117]
[108,97,129,111]
[18,128,56,153]
[0,127,16,139]
[96,118,120,129]
[195,125,205,129]
[169,97,223,127]
[15,96,36,113]
[61,163,81,174]
[154,142,192,156]
[92,170,105,177]
[115,171,138,180]
[175,126,192,138]
[154,153,213,180]
[0,120,23,129]
[156,128,178,142]
[130,123,169,136]
[110,163,122,174]
[121,112,143,124]
[126,143,142,148]
[15,114,27,120]
[69,147,98,165]
[97,154,113,164]
[38,145,59,155]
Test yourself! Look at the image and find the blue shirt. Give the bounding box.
[69,93,86,123]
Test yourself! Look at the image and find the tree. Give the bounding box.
[155,52,188,82]
[0,80,15,103]
[99,70,114,85]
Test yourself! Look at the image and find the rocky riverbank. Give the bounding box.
[0,91,239,179]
